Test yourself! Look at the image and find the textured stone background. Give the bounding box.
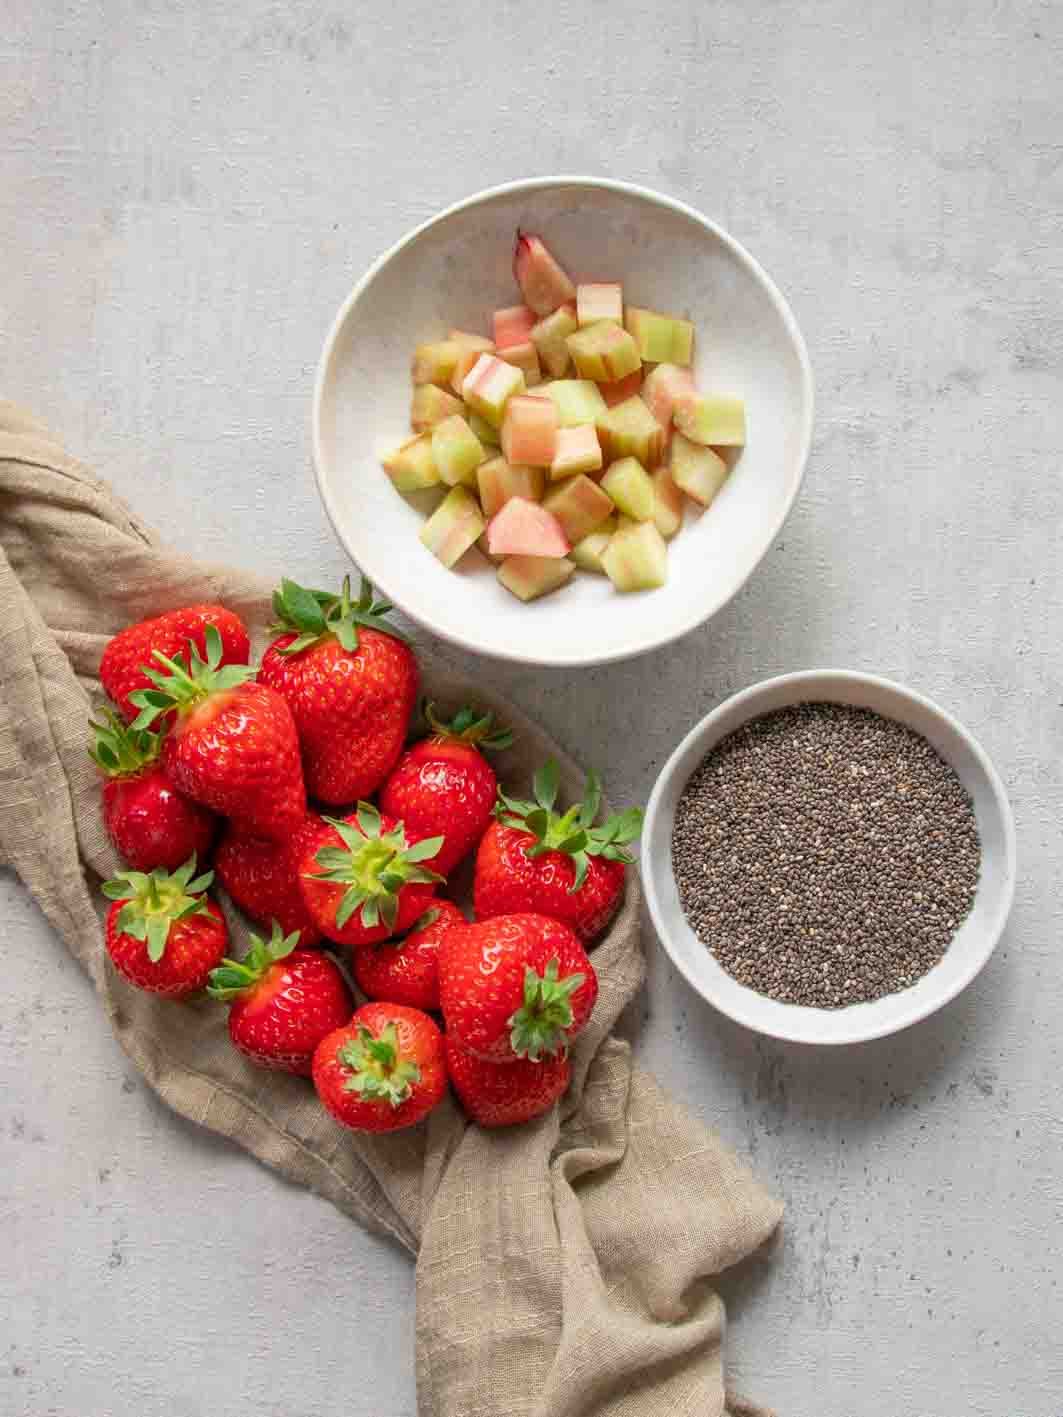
[2,2,1061,1414]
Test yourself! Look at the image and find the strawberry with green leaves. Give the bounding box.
[129,625,306,843]
[379,701,512,874]
[445,1040,571,1128]
[207,922,353,1075]
[439,912,597,1063]
[100,603,250,724]
[298,803,443,945]
[351,898,465,1011]
[474,760,642,942]
[102,854,226,996]
[259,576,418,804]
[90,710,216,871]
[312,1002,447,1133]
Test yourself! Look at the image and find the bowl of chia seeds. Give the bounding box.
[642,670,1016,1045]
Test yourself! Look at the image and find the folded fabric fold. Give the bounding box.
[0,403,782,1417]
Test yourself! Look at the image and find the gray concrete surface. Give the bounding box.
[2,2,1061,1414]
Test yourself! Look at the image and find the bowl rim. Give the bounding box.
[310,174,816,667]
[641,668,1017,1045]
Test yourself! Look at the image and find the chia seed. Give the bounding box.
[670,702,982,1008]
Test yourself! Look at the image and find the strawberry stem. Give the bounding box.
[127,625,255,729]
[338,1023,421,1107]
[422,699,513,751]
[306,805,443,933]
[101,853,215,962]
[270,575,408,657]
[207,920,300,1000]
[507,958,585,1061]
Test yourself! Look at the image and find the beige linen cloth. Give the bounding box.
[0,402,782,1417]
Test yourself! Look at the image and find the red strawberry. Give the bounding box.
[351,899,465,1012]
[102,854,226,996]
[312,1002,447,1133]
[379,701,512,874]
[129,625,306,843]
[214,814,325,944]
[298,804,443,946]
[207,921,353,1075]
[445,1038,571,1128]
[474,760,641,942]
[100,604,250,723]
[438,912,597,1063]
[258,576,418,804]
[89,710,216,871]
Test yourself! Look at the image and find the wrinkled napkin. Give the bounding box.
[0,402,782,1417]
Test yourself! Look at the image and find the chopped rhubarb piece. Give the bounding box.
[448,331,495,395]
[652,466,684,539]
[543,474,614,544]
[512,231,576,315]
[411,340,461,387]
[544,379,607,427]
[477,456,545,518]
[431,414,486,488]
[598,369,644,407]
[530,304,577,378]
[492,305,537,350]
[601,520,668,592]
[596,396,665,467]
[566,321,642,382]
[550,425,602,481]
[476,530,505,565]
[466,409,500,446]
[674,393,746,446]
[485,497,570,558]
[411,383,464,433]
[419,487,485,568]
[669,433,729,506]
[462,353,526,428]
[500,394,558,468]
[381,434,440,492]
[601,457,655,521]
[624,308,694,365]
[641,364,696,439]
[497,341,542,386]
[497,555,575,602]
[576,283,623,327]
[570,516,617,574]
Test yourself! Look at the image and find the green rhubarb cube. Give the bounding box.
[542,474,614,544]
[624,307,694,365]
[419,486,485,569]
[497,555,575,602]
[543,379,608,427]
[570,516,618,574]
[595,396,664,467]
[466,409,500,447]
[601,457,655,521]
[566,321,642,382]
[431,414,486,488]
[411,383,464,433]
[530,304,578,378]
[476,456,545,518]
[601,520,669,592]
[462,353,526,429]
[669,432,729,506]
[381,434,440,493]
[411,340,461,387]
[674,393,746,447]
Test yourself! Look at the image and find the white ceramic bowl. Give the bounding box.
[642,670,1016,1045]
[312,176,813,667]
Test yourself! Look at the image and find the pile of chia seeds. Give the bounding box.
[671,702,981,1008]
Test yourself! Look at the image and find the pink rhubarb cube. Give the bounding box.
[513,231,577,315]
[492,305,537,351]
[500,394,558,468]
[598,368,644,407]
[486,497,570,558]
[642,364,696,436]
[551,425,602,480]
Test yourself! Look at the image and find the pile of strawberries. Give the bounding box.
[92,577,642,1131]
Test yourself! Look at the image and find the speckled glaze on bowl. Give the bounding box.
[641,670,1016,1045]
[312,177,813,667]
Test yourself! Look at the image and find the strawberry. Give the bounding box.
[438,912,597,1063]
[312,1002,447,1133]
[214,814,325,944]
[258,576,418,804]
[351,898,465,1011]
[89,710,216,871]
[474,760,642,942]
[379,701,512,874]
[100,604,250,724]
[129,625,306,843]
[207,921,353,1075]
[298,803,443,946]
[445,1038,571,1128]
[101,854,226,996]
